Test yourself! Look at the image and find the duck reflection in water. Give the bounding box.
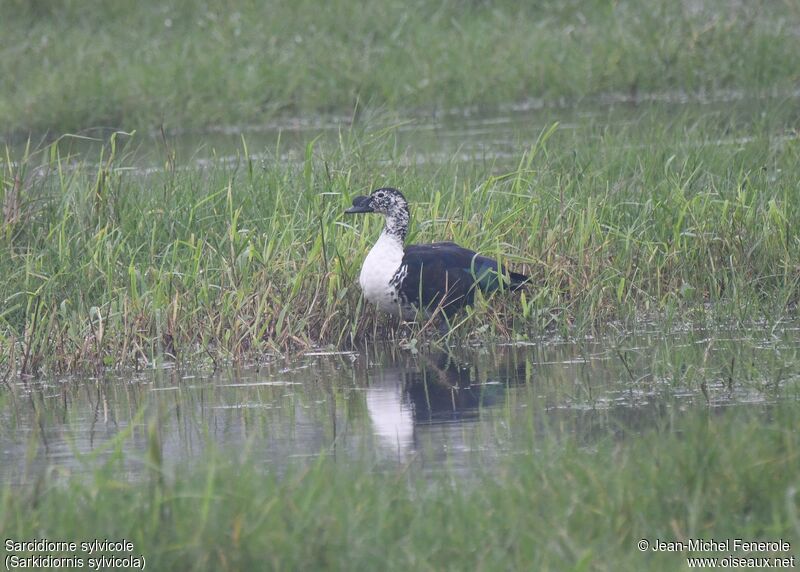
[363,350,526,456]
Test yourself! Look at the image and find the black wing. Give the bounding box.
[399,242,528,317]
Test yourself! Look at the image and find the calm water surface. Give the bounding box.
[2,327,799,483]
[8,88,798,172]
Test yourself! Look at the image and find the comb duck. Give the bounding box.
[345,188,528,331]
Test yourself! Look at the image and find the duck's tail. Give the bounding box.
[471,255,529,293]
[508,270,530,291]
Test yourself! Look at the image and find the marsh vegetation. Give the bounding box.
[1,0,800,569]
[2,96,799,373]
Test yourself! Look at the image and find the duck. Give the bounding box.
[345,187,528,332]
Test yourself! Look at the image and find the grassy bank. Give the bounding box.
[2,0,800,136]
[1,401,798,571]
[1,100,799,374]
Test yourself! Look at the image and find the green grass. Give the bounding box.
[2,0,800,136]
[1,99,799,373]
[1,399,798,571]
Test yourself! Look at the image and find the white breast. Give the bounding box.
[359,232,406,317]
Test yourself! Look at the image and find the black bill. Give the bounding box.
[344,195,373,214]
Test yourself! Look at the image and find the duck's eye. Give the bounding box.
[375,192,385,199]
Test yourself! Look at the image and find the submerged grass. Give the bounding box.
[1,100,799,374]
[1,400,798,571]
[2,0,800,136]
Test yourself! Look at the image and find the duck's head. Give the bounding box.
[345,187,408,217]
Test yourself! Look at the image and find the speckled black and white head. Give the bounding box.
[345,187,409,241]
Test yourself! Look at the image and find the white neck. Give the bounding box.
[377,226,404,249]
[383,209,409,243]
[367,229,404,265]
[359,228,406,313]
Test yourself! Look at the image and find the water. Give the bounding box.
[7,87,799,173]
[2,327,798,483]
